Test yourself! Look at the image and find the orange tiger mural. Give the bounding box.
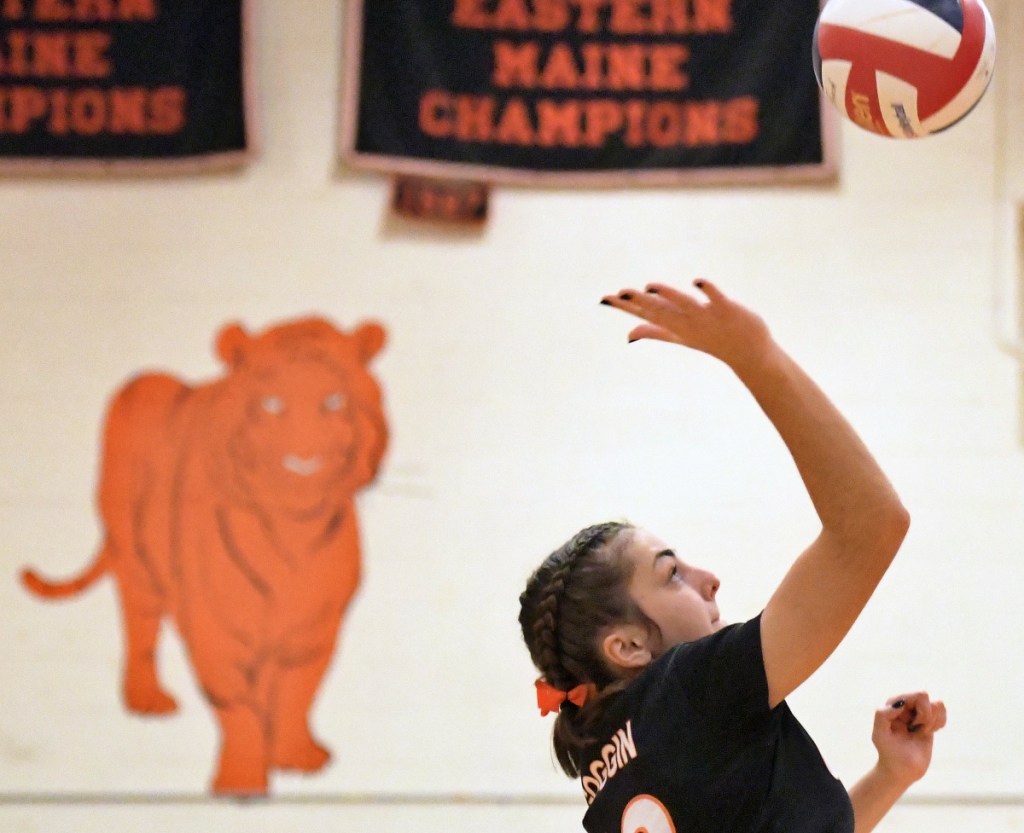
[21,316,388,795]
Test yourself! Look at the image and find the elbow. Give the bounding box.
[895,501,911,536]
[876,500,911,558]
[831,499,910,562]
[817,499,910,582]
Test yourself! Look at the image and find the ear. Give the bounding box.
[216,322,250,369]
[352,321,386,364]
[601,624,654,672]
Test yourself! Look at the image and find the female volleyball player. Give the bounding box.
[519,279,945,833]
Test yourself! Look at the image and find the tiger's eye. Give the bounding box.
[261,395,285,415]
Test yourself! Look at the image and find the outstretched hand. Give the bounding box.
[873,692,947,787]
[600,279,773,370]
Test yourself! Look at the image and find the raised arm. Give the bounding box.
[602,279,909,708]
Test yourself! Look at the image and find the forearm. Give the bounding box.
[729,340,908,547]
[848,764,914,833]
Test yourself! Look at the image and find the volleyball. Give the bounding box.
[812,0,996,138]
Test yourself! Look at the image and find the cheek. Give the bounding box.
[665,591,711,635]
[650,594,689,631]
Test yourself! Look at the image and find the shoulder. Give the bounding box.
[655,615,763,678]
[641,615,770,718]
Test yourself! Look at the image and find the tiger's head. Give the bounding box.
[208,317,388,518]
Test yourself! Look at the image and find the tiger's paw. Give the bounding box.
[124,683,178,715]
[271,739,331,773]
[212,768,269,797]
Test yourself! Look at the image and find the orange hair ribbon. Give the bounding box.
[535,678,597,716]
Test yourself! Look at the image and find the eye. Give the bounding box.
[261,395,285,415]
[323,392,346,412]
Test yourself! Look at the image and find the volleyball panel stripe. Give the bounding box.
[945,0,989,104]
[876,72,925,136]
[905,0,964,31]
[819,59,853,117]
[819,0,962,55]
[922,2,996,130]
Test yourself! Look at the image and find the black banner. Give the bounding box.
[341,0,836,185]
[0,0,252,172]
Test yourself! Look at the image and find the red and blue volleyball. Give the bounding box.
[812,0,996,138]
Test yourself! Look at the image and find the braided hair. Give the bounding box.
[519,521,657,777]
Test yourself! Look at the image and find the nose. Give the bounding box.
[692,569,720,602]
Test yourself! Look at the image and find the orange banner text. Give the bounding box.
[451,0,733,35]
[418,92,759,149]
[0,0,158,22]
[0,85,186,134]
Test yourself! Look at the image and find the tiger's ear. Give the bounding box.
[216,322,251,368]
[352,321,386,364]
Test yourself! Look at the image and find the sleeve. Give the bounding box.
[650,613,772,728]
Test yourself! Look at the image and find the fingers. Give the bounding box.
[601,284,699,313]
[692,278,727,304]
[641,282,703,308]
[601,277,717,306]
[599,280,708,344]
[884,692,947,735]
[598,278,763,364]
[641,278,727,304]
[628,323,678,344]
[873,706,895,733]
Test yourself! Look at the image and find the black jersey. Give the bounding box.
[580,615,854,833]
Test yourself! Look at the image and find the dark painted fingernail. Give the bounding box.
[646,287,659,294]
[892,699,905,709]
[909,724,922,733]
[620,293,633,300]
[628,338,639,344]
[600,299,612,306]
[694,280,706,288]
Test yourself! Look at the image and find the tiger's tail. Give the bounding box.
[21,549,110,599]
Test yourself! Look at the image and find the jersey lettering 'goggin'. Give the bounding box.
[581,720,638,805]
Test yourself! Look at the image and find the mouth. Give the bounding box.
[282,454,323,476]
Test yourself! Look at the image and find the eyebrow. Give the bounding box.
[653,549,676,568]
